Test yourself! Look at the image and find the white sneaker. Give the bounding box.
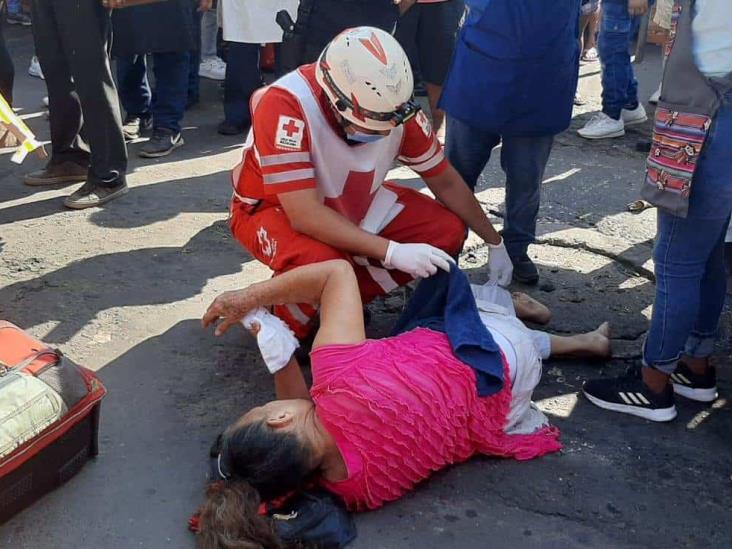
[198,56,226,81]
[649,85,661,105]
[28,56,44,80]
[621,103,647,126]
[577,112,625,139]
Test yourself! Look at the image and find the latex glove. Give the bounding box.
[384,241,455,279]
[487,239,513,287]
[241,308,299,374]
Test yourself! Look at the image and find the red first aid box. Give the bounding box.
[0,321,106,524]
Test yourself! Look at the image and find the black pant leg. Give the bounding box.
[0,23,15,104]
[223,42,261,128]
[30,0,89,167]
[50,0,127,184]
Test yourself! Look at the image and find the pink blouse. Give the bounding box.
[310,328,561,511]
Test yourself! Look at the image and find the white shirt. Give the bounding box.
[692,0,732,77]
[220,0,299,44]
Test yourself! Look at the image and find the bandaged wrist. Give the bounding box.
[241,308,299,375]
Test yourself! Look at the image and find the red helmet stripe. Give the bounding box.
[359,32,388,65]
[350,93,366,122]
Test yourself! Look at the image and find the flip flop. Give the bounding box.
[626,200,654,213]
[582,47,599,62]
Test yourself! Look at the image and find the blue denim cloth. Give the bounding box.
[6,0,21,14]
[446,116,554,259]
[392,265,504,397]
[223,42,262,128]
[117,51,191,134]
[598,1,641,119]
[643,92,732,374]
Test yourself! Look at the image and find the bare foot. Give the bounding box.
[512,292,552,325]
[573,322,611,358]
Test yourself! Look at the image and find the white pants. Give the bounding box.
[471,285,551,435]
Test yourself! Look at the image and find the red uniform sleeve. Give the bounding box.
[397,110,448,178]
[252,88,318,195]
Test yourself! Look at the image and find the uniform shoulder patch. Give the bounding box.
[275,115,305,150]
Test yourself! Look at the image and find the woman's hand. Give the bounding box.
[628,0,649,17]
[202,289,259,336]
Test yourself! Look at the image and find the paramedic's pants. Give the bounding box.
[231,184,466,338]
[30,0,127,186]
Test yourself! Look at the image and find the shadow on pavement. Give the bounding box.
[0,220,250,344]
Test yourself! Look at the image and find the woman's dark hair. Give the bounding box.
[197,419,314,549]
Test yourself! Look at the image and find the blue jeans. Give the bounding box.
[446,117,554,259]
[598,1,641,119]
[644,92,732,374]
[223,42,262,128]
[117,52,190,134]
[6,0,21,14]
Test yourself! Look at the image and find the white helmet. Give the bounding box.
[316,26,419,131]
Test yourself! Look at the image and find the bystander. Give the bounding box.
[24,0,128,209]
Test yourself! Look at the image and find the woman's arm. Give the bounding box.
[274,357,311,400]
[203,260,366,347]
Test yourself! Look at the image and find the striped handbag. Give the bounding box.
[643,108,712,217]
[640,0,731,218]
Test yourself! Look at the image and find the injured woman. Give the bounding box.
[199,260,610,547]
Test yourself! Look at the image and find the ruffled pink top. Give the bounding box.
[310,328,561,511]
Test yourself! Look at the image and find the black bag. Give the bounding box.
[207,436,356,548]
[267,490,356,549]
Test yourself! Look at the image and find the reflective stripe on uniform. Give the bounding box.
[259,151,312,167]
[263,168,316,185]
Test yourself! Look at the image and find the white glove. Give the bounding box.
[241,308,299,374]
[384,241,455,279]
[487,239,513,287]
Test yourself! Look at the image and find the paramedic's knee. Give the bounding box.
[430,208,466,255]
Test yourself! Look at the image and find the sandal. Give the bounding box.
[581,47,599,62]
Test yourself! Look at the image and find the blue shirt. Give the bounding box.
[440,0,581,136]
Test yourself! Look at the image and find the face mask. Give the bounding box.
[346,131,386,144]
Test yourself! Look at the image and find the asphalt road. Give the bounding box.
[1,25,730,549]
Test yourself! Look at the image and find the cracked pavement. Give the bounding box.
[0,27,730,549]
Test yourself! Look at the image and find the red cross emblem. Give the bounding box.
[282,119,300,137]
[324,170,377,224]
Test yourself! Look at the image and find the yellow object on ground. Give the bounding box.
[0,93,46,163]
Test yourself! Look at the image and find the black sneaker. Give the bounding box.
[582,368,677,422]
[63,180,129,209]
[122,115,153,141]
[671,362,718,402]
[7,12,31,26]
[511,254,539,286]
[139,128,184,158]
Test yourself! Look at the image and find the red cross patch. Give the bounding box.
[275,115,305,150]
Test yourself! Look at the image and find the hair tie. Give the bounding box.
[217,453,230,480]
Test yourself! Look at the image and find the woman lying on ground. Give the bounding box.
[199,260,610,548]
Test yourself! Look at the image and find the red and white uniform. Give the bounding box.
[230,64,464,337]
